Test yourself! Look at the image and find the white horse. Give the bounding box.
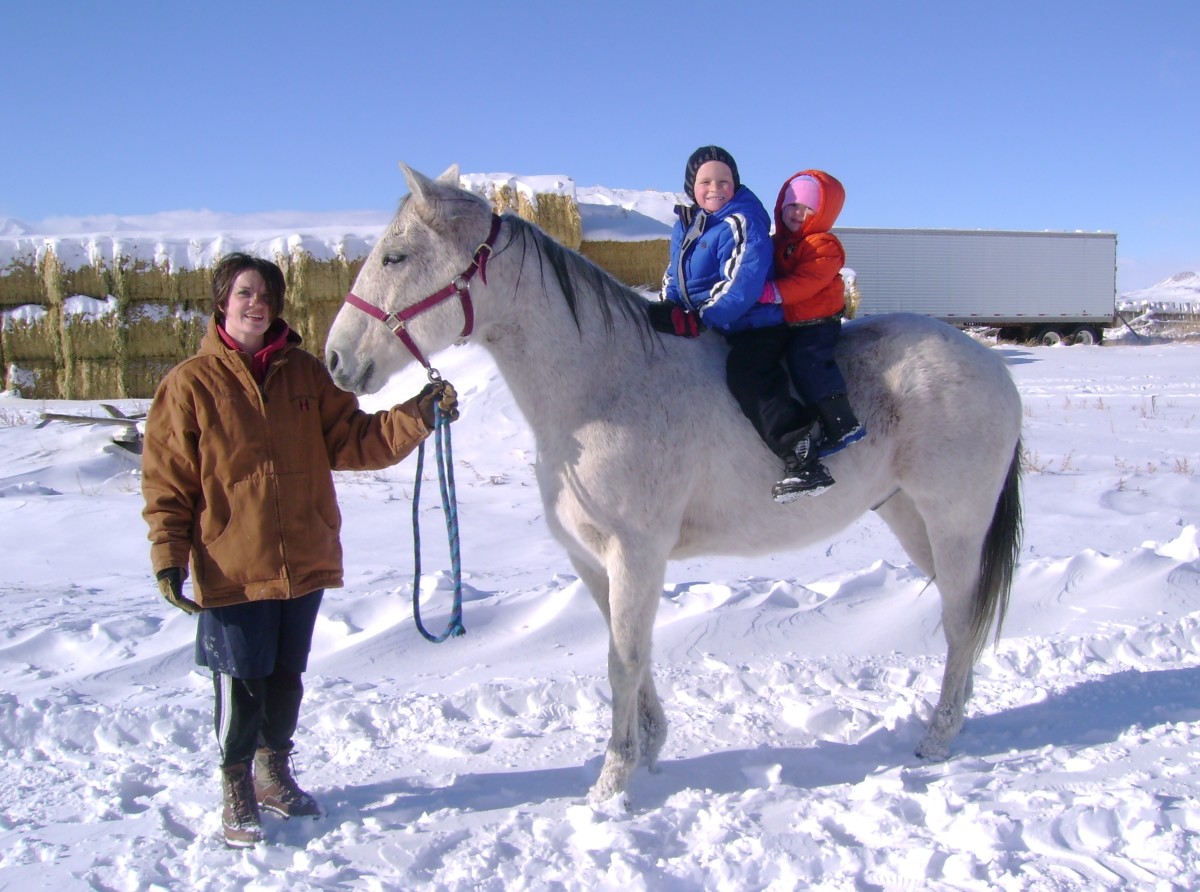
[325,164,1024,804]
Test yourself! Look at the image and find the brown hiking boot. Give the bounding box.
[221,762,264,847]
[254,747,321,818]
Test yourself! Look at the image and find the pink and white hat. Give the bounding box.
[784,175,820,210]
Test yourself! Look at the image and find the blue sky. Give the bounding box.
[2,0,1196,292]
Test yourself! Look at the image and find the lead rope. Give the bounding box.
[411,385,466,643]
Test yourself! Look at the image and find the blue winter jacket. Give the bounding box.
[661,185,781,333]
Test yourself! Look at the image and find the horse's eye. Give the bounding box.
[382,252,406,266]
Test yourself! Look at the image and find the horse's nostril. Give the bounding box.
[327,350,340,372]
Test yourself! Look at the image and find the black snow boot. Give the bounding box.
[816,393,866,457]
[772,435,835,502]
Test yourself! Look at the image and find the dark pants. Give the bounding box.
[196,590,324,767]
[215,668,304,767]
[784,319,848,405]
[725,326,817,459]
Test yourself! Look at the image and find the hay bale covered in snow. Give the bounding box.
[461,174,583,249]
[0,248,44,307]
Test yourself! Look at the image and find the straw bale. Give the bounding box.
[123,302,185,359]
[123,358,179,400]
[843,275,861,319]
[485,184,520,216]
[5,360,60,399]
[62,313,121,360]
[58,262,112,305]
[0,252,44,307]
[533,194,582,249]
[302,299,346,356]
[475,186,582,247]
[579,239,671,289]
[63,357,124,400]
[179,307,208,355]
[176,267,213,304]
[285,255,354,309]
[114,257,175,303]
[1,306,62,362]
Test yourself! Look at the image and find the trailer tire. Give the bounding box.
[1039,329,1065,346]
[1071,326,1100,346]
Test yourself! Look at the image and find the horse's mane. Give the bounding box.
[503,215,660,350]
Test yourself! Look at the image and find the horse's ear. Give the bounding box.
[400,162,464,223]
[400,162,431,203]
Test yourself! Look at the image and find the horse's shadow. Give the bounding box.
[314,665,1200,826]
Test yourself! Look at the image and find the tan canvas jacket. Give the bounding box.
[142,318,430,608]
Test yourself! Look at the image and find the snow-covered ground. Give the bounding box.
[1,332,1198,890]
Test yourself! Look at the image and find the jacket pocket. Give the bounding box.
[198,475,283,588]
[276,470,341,576]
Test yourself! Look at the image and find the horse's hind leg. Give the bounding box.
[879,490,982,760]
[637,672,667,772]
[914,522,991,761]
[875,489,935,578]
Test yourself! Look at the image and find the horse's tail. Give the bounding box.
[969,439,1023,662]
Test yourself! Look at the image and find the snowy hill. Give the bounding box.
[1118,270,1200,313]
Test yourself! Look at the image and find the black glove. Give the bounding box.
[647,301,704,338]
[156,567,200,615]
[415,380,460,427]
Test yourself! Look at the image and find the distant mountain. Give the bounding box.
[1119,271,1200,311]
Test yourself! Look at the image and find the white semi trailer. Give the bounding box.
[836,228,1117,345]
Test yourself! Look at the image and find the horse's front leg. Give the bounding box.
[572,555,669,790]
[588,547,666,805]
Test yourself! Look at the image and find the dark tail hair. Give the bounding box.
[969,440,1023,661]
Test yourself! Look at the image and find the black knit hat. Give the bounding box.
[683,145,740,201]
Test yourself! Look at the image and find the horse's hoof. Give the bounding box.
[586,784,631,812]
[915,735,950,762]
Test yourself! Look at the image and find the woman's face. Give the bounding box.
[222,269,274,350]
[692,161,736,213]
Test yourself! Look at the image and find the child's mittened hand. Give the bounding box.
[648,302,704,338]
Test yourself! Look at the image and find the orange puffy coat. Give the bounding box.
[771,170,847,324]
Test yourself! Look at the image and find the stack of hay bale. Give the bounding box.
[1,175,680,399]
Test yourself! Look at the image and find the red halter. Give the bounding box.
[343,214,502,370]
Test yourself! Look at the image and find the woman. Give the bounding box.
[141,252,456,847]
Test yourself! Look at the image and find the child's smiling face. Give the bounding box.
[782,203,815,233]
[692,161,736,213]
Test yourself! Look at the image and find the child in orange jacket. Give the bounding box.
[767,170,864,460]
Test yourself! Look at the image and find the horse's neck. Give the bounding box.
[479,251,648,433]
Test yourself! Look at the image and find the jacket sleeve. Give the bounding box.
[141,375,202,575]
[693,212,774,330]
[313,362,431,471]
[774,233,846,310]
[661,221,684,305]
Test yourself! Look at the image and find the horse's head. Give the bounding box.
[325,163,498,394]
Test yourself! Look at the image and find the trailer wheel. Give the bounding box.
[1039,329,1065,346]
[1071,326,1100,346]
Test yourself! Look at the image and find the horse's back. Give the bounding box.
[839,314,1021,448]
[671,314,1020,559]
